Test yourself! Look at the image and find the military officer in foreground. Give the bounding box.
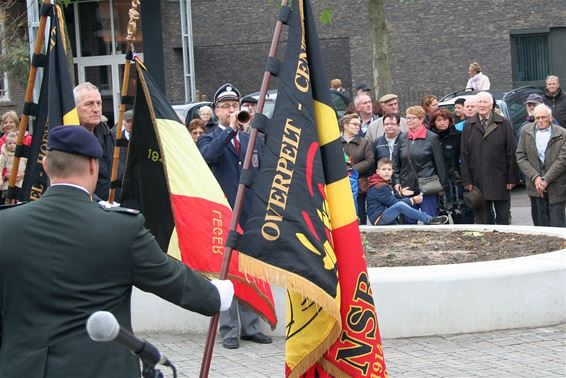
[0,125,234,377]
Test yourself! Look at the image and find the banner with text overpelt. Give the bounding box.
[237,1,387,376]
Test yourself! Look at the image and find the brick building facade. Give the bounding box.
[175,0,566,109]
[3,1,566,119]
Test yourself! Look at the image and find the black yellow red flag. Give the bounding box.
[20,4,78,201]
[237,1,387,376]
[120,63,276,327]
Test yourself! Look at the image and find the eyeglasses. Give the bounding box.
[406,116,419,120]
[348,122,361,126]
[216,103,239,110]
[534,116,550,120]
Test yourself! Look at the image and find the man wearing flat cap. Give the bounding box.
[0,125,234,377]
[197,83,272,350]
[365,93,408,145]
[240,95,258,134]
[516,93,543,140]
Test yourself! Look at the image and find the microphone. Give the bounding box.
[86,311,171,367]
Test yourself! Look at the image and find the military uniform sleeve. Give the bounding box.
[129,215,221,316]
[197,128,235,164]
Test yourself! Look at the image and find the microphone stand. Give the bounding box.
[141,361,164,378]
[141,360,177,378]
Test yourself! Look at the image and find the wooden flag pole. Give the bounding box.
[198,0,289,376]
[108,0,141,203]
[5,0,51,204]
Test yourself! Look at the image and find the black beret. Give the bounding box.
[47,125,103,159]
[214,83,240,104]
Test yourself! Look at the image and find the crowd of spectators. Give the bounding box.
[334,70,566,227]
[2,64,565,228]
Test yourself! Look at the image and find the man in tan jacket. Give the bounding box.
[516,104,566,227]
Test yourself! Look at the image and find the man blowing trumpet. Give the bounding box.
[0,125,234,377]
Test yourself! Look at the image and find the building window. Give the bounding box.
[511,33,549,82]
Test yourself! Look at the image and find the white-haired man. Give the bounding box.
[516,104,566,227]
[461,91,518,224]
[543,75,566,128]
[455,96,478,131]
[74,82,122,201]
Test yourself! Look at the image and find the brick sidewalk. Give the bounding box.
[140,323,566,377]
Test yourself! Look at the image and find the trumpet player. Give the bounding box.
[197,83,272,350]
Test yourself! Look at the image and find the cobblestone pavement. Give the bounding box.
[139,187,565,377]
[140,323,566,377]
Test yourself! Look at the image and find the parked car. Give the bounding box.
[438,86,544,136]
[245,89,350,119]
[172,101,214,124]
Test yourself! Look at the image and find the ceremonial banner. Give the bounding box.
[237,0,386,376]
[121,63,276,327]
[21,4,78,201]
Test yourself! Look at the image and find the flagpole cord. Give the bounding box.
[108,0,140,203]
[199,0,290,376]
[5,0,52,204]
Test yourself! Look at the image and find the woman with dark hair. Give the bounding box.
[430,108,473,223]
[188,118,206,142]
[340,113,375,224]
[373,112,401,162]
[393,106,446,222]
[420,95,439,127]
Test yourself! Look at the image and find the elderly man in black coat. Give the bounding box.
[461,91,518,224]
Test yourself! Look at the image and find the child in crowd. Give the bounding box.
[366,158,449,225]
[0,132,26,204]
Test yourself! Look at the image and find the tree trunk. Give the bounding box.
[367,0,392,99]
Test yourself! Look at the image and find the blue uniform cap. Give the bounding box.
[47,125,103,159]
[214,83,241,104]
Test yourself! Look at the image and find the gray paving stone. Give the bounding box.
[138,323,566,377]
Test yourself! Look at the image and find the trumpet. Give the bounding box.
[237,110,251,125]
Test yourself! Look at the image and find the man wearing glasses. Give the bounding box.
[365,93,408,144]
[516,104,566,227]
[197,83,272,349]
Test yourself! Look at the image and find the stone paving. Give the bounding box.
[139,187,565,377]
[141,323,566,377]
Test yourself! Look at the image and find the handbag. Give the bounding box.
[417,175,443,195]
[407,139,443,195]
